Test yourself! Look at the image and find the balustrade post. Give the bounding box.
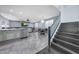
[48,26,51,52]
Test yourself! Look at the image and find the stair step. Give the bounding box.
[56,34,79,41]
[55,35,79,45]
[37,46,62,54]
[61,32,79,36]
[54,38,79,53]
[58,32,79,39]
[51,42,76,54]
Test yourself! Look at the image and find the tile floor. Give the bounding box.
[0,32,48,54]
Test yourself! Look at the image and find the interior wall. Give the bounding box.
[61,5,79,23]
[9,21,21,27]
[59,22,79,33]
[0,16,9,28]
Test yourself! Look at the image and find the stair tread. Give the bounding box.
[55,38,79,48]
[59,32,79,36]
[56,34,79,41]
[51,42,77,54]
[55,35,79,45]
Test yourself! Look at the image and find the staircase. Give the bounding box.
[37,23,79,54]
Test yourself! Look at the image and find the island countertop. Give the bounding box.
[0,28,27,31]
[0,27,31,42]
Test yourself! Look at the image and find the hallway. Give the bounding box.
[0,32,48,54]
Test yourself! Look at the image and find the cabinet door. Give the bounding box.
[0,31,4,41]
[6,31,15,40]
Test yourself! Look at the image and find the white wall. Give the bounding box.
[28,23,34,28]
[45,20,53,28]
[9,21,21,27]
[61,5,79,23]
[0,13,19,21]
[34,19,53,29]
[0,15,21,28]
[0,16,9,28]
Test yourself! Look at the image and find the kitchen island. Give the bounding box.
[0,28,30,42]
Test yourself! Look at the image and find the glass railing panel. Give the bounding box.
[50,15,60,39]
[48,15,61,48]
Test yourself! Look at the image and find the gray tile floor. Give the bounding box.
[0,32,48,54]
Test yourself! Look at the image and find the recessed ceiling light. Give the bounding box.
[41,20,44,23]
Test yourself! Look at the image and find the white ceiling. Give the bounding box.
[0,5,60,22]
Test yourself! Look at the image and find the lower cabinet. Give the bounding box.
[0,28,28,42]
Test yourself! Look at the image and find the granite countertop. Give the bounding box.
[0,28,27,31]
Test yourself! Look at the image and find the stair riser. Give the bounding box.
[51,43,71,54]
[57,33,79,39]
[55,39,79,53]
[55,35,79,45]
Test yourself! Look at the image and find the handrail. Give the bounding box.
[48,14,61,50]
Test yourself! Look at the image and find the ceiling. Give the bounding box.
[0,5,60,22]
